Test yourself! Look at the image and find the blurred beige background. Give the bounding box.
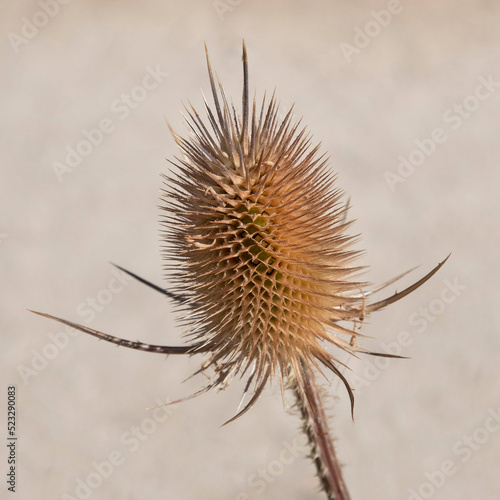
[2,1,499,499]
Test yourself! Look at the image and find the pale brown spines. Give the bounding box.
[161,43,367,418]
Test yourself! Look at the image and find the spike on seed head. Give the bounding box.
[161,42,372,419]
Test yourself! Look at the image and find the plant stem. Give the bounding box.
[291,363,351,500]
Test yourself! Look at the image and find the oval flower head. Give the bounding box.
[159,42,447,421]
[31,42,447,426]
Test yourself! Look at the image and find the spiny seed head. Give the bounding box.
[29,44,446,428]
[161,43,365,418]
[160,43,445,421]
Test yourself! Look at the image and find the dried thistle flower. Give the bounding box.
[159,41,447,421]
[31,41,448,500]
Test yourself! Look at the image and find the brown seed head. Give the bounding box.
[161,43,374,419]
[30,43,447,424]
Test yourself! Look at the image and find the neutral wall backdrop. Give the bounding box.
[2,1,499,499]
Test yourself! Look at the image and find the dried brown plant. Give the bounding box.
[31,42,448,499]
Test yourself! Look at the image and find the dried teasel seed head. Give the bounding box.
[156,42,447,422]
[30,42,447,425]
[161,43,368,419]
